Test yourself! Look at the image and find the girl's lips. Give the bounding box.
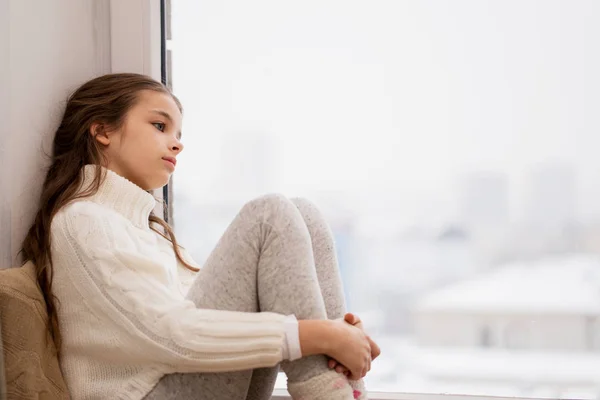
[162,157,177,167]
[162,158,176,169]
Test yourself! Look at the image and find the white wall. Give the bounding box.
[0,0,112,267]
[0,0,162,268]
[0,0,11,268]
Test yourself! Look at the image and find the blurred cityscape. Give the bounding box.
[173,131,600,399]
[169,1,600,397]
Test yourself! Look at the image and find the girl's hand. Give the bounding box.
[325,319,372,380]
[344,313,381,361]
[328,313,381,377]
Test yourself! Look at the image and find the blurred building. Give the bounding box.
[457,172,510,266]
[503,163,580,260]
[410,255,600,397]
[525,163,577,230]
[459,172,510,233]
[414,255,600,350]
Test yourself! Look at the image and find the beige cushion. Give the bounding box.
[0,262,69,399]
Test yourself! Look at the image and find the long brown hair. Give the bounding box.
[20,73,198,351]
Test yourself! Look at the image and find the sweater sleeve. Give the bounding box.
[51,202,292,374]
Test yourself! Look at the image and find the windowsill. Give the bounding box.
[271,389,535,400]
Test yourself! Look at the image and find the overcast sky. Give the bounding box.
[170,0,600,227]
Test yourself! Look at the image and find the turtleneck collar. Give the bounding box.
[78,165,157,229]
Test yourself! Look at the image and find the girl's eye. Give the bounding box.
[152,122,165,132]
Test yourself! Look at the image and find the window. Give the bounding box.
[166,1,600,398]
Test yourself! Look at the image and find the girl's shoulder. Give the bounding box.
[55,199,113,219]
[51,199,127,233]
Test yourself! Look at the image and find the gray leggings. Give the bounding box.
[144,194,348,400]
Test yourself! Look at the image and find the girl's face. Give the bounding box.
[93,90,184,190]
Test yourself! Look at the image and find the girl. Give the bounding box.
[21,73,380,400]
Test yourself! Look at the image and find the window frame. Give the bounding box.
[111,1,565,399]
[159,0,175,224]
[272,391,539,400]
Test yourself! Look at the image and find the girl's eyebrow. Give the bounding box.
[150,109,182,139]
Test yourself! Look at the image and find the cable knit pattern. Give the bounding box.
[50,165,290,400]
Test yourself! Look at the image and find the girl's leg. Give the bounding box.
[144,194,353,400]
[289,197,347,321]
[246,198,367,400]
[245,197,346,399]
[289,198,368,400]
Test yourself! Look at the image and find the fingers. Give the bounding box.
[360,353,371,379]
[368,336,381,360]
[348,372,362,381]
[344,312,364,327]
[345,313,365,334]
[344,312,358,325]
[347,365,361,381]
[329,359,350,376]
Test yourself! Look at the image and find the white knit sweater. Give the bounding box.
[50,165,300,400]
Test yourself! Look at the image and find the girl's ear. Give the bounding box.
[90,122,110,146]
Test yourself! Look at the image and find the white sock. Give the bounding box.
[287,370,354,400]
[348,379,368,399]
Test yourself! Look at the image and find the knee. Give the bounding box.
[242,193,300,222]
[240,193,314,245]
[245,193,292,210]
[289,197,319,217]
[255,192,290,205]
[290,198,334,242]
[289,197,327,226]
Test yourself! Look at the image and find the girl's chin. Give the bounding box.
[145,175,171,191]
